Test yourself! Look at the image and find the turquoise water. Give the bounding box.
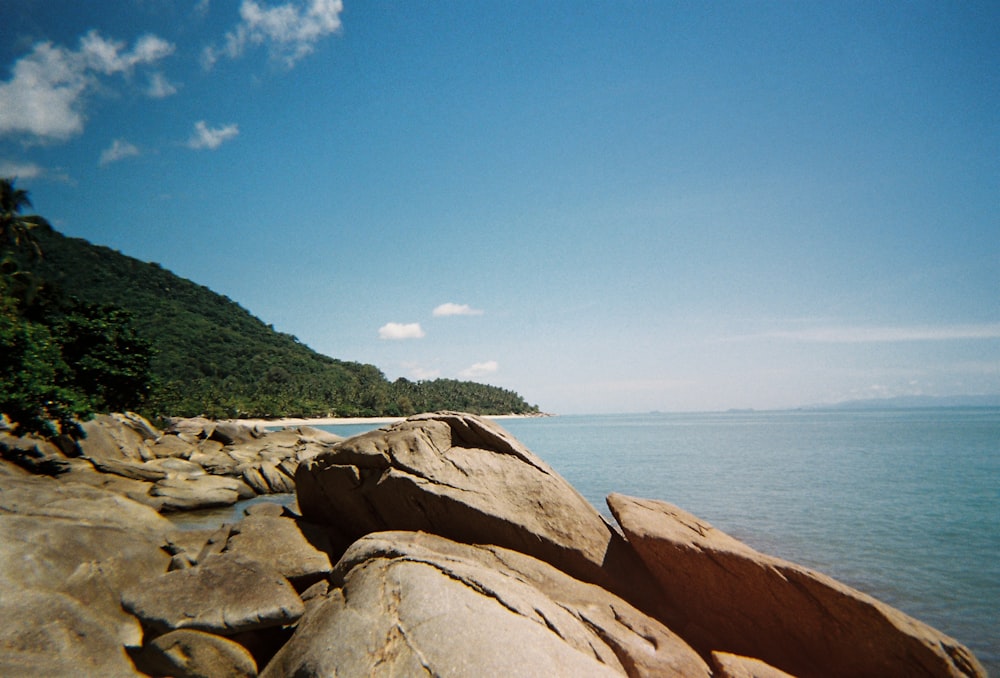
[322,408,1000,673]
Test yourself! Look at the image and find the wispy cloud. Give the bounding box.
[0,30,174,142]
[146,71,178,98]
[378,322,425,340]
[204,0,344,69]
[0,159,44,179]
[433,302,484,317]
[99,139,140,166]
[401,362,441,380]
[727,323,1000,344]
[459,360,499,378]
[186,120,239,150]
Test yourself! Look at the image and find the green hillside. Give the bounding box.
[24,229,539,419]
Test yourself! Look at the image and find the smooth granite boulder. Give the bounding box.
[295,412,662,610]
[0,588,141,677]
[262,531,711,678]
[607,493,986,678]
[223,513,336,589]
[132,628,258,678]
[122,553,304,637]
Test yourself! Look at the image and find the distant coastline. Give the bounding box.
[232,412,552,428]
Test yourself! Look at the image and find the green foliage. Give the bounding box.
[23,228,540,419]
[0,295,89,438]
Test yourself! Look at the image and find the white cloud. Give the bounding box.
[378,322,425,340]
[211,0,344,68]
[99,139,140,166]
[433,302,484,317]
[459,360,499,379]
[186,120,239,150]
[0,160,43,179]
[0,30,174,142]
[401,363,441,380]
[729,323,1000,344]
[146,71,178,98]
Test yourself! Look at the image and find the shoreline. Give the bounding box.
[231,413,550,428]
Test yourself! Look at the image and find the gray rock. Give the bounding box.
[262,531,710,678]
[295,412,663,611]
[607,493,987,678]
[0,588,141,677]
[122,553,304,636]
[133,629,258,678]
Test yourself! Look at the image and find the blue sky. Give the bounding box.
[1,1,998,413]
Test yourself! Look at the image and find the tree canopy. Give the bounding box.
[2,178,539,432]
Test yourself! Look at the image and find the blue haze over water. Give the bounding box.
[324,408,1000,673]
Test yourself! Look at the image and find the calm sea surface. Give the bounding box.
[320,408,1000,674]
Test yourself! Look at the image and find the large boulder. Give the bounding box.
[122,553,305,637]
[607,493,986,678]
[295,412,662,610]
[262,531,711,678]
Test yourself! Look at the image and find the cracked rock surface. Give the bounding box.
[262,531,711,678]
[295,411,663,611]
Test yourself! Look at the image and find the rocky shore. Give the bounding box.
[0,411,986,677]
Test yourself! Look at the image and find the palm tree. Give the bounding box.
[1,177,50,259]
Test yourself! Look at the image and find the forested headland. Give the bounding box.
[0,179,539,436]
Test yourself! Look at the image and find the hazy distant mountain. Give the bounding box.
[807,394,1000,410]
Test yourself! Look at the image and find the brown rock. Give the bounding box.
[133,629,257,678]
[262,531,710,678]
[151,475,252,511]
[150,433,197,459]
[712,652,799,678]
[295,412,663,611]
[0,474,172,646]
[122,553,304,636]
[78,413,156,462]
[607,493,986,678]
[223,514,336,588]
[0,588,141,677]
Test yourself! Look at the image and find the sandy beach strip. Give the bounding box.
[231,413,546,428]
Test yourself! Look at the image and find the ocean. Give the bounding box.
[322,408,1000,674]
